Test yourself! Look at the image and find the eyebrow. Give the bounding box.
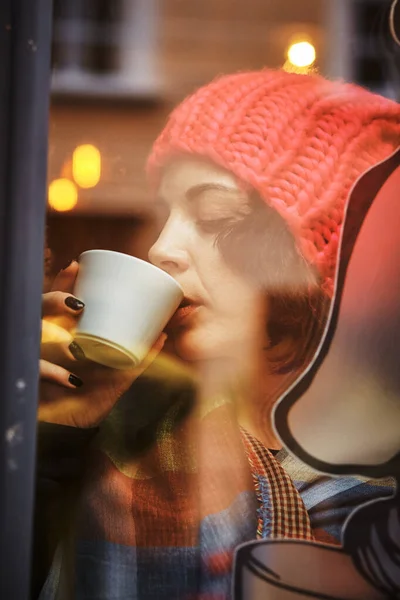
[155,182,248,208]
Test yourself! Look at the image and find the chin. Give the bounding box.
[173,333,209,363]
[172,328,235,364]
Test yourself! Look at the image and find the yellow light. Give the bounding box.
[287,41,316,68]
[48,178,78,212]
[72,144,101,189]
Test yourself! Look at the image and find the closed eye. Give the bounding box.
[195,218,233,234]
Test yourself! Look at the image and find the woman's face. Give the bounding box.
[148,156,265,363]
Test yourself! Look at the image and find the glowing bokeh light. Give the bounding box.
[287,41,316,68]
[72,144,101,188]
[48,178,78,212]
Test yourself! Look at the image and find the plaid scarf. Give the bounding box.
[40,381,314,600]
[241,429,313,541]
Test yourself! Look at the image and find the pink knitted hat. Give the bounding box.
[147,69,400,296]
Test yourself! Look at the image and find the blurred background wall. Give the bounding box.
[45,0,399,286]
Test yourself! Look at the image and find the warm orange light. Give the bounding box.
[72,144,101,188]
[287,41,316,68]
[60,159,72,179]
[48,178,78,212]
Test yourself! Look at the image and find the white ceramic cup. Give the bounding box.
[73,250,183,369]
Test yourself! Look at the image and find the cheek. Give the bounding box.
[186,280,262,355]
[194,244,240,299]
[206,263,259,318]
[181,244,263,353]
[195,242,260,320]
[208,271,265,353]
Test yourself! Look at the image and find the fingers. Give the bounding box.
[42,291,85,318]
[41,321,86,365]
[39,359,83,389]
[51,260,79,294]
[41,320,73,346]
[152,332,168,355]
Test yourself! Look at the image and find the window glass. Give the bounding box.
[30,1,400,599]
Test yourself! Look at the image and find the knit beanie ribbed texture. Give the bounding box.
[147,69,400,295]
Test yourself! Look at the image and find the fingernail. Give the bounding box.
[62,258,79,271]
[65,296,85,311]
[160,332,168,344]
[69,341,86,361]
[69,373,83,388]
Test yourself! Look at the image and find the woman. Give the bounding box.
[36,69,400,599]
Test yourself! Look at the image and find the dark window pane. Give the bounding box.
[355,56,386,85]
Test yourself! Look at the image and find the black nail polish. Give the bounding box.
[65,296,85,311]
[69,342,86,361]
[69,374,83,388]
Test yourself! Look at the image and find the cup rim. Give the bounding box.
[78,249,183,293]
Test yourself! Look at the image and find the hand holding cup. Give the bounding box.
[39,253,182,428]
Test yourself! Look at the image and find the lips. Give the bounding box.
[168,297,199,328]
[178,296,193,309]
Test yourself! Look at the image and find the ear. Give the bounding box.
[273,147,400,479]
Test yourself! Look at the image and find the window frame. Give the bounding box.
[0,0,52,596]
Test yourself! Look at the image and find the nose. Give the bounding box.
[148,213,190,276]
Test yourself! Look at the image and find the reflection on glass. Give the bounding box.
[72,144,101,189]
[35,1,400,599]
[48,178,78,212]
[287,40,316,67]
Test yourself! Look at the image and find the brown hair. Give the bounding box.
[216,193,331,373]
